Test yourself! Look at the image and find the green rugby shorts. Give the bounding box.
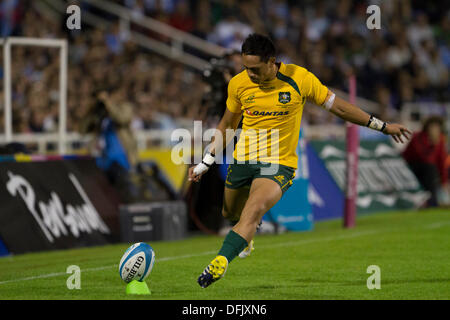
[224,162,296,195]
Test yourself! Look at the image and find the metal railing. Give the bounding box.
[4,97,445,155]
[0,124,377,155]
[38,0,227,71]
[83,0,225,56]
[0,132,92,155]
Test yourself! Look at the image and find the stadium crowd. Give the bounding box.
[0,0,449,134]
[123,0,450,123]
[0,4,206,135]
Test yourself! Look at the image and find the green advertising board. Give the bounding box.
[309,140,430,213]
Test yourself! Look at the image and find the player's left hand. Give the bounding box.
[383,123,412,143]
[188,165,207,183]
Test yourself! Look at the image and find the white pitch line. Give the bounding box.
[261,230,379,249]
[0,230,377,286]
[0,272,67,285]
[0,220,446,286]
[424,221,450,230]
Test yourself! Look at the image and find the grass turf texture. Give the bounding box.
[0,209,448,300]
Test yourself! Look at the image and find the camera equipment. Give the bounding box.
[202,53,240,117]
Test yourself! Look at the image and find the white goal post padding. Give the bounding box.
[0,37,68,154]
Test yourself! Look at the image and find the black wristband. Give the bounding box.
[201,152,216,168]
[367,115,387,132]
[367,115,374,127]
[381,122,387,134]
[201,160,212,167]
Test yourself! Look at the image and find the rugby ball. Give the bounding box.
[119,242,155,283]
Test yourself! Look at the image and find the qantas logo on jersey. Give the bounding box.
[245,110,289,116]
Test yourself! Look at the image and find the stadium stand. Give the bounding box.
[1,0,449,139]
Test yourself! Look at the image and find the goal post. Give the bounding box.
[1,37,68,154]
[344,74,359,228]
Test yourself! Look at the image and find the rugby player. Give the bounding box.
[190,34,411,288]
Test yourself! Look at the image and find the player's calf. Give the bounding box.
[232,214,262,243]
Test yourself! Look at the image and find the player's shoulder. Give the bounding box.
[281,63,311,80]
[228,70,249,87]
[227,70,250,97]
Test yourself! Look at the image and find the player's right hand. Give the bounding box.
[383,123,412,143]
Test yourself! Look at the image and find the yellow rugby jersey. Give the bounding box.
[226,62,328,169]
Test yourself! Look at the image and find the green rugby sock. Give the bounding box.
[218,230,248,263]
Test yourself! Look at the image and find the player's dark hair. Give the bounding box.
[241,33,276,63]
[423,116,445,133]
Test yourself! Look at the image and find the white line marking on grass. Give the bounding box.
[0,272,66,285]
[0,251,220,285]
[0,231,377,286]
[424,221,450,229]
[261,231,379,249]
[0,266,115,285]
[157,251,217,262]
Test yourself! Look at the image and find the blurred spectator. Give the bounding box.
[78,88,140,201]
[425,48,449,91]
[208,13,253,51]
[0,0,22,37]
[402,116,449,207]
[407,12,434,50]
[305,2,329,42]
[169,1,194,33]
[125,0,146,18]
[105,23,128,55]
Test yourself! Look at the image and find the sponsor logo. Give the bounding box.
[6,172,110,243]
[274,175,285,184]
[245,110,289,116]
[125,255,145,282]
[244,94,256,104]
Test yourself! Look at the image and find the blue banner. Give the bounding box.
[306,143,344,220]
[0,237,9,257]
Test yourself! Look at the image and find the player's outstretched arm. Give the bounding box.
[188,109,242,182]
[324,90,412,143]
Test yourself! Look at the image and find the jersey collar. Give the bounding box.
[276,62,286,75]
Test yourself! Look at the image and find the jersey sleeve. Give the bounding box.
[300,71,329,106]
[226,77,242,113]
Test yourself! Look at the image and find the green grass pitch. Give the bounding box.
[0,209,449,300]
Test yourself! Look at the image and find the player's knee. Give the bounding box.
[245,201,268,217]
